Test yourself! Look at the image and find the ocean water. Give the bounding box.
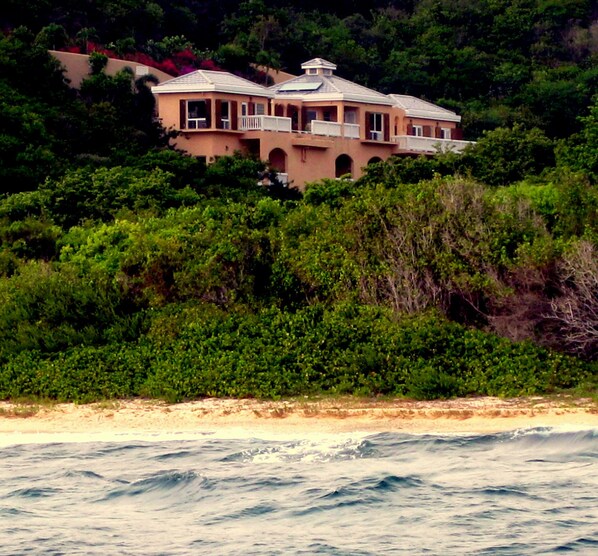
[1,428,597,555]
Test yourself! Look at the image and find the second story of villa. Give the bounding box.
[151,58,473,183]
[267,58,396,142]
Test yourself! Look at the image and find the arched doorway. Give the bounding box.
[368,156,383,165]
[268,148,287,173]
[335,154,353,178]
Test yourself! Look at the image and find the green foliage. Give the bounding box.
[201,152,267,201]
[34,23,68,50]
[58,198,282,308]
[303,178,356,208]
[0,216,61,260]
[459,125,555,186]
[88,51,108,74]
[277,177,553,323]
[40,165,200,227]
[358,153,460,187]
[122,149,206,190]
[0,304,591,402]
[0,261,141,361]
[557,96,598,182]
[0,83,62,192]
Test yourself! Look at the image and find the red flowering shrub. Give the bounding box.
[58,42,221,77]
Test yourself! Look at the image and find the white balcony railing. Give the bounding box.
[343,123,360,139]
[391,135,474,154]
[240,115,292,132]
[311,120,342,137]
[308,120,361,139]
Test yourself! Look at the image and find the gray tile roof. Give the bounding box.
[270,74,394,105]
[152,70,272,97]
[389,94,461,122]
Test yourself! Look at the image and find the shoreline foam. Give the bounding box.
[1,397,597,445]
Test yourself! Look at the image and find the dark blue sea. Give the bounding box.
[1,428,597,555]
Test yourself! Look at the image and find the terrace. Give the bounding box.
[391,135,474,154]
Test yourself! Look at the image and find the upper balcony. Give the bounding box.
[391,135,474,154]
[240,115,361,139]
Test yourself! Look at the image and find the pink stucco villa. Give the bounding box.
[152,58,472,187]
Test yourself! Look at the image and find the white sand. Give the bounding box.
[0,397,597,445]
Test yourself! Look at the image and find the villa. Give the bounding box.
[151,58,472,186]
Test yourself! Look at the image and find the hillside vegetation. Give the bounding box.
[0,2,596,401]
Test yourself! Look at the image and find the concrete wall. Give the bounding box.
[50,50,174,89]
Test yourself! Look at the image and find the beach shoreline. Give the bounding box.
[1,396,597,444]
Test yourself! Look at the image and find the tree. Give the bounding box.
[460,124,555,186]
[34,23,69,50]
[549,239,598,359]
[557,95,598,182]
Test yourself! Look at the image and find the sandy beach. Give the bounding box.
[1,396,597,444]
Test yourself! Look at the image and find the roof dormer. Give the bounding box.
[300,58,337,76]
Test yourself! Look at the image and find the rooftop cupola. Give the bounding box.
[300,58,337,76]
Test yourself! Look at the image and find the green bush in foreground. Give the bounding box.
[0,304,592,403]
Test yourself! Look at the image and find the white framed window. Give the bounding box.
[307,68,317,75]
[369,112,383,140]
[241,102,248,116]
[440,127,451,139]
[187,100,208,129]
[412,125,423,137]
[255,103,265,115]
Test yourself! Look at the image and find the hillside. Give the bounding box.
[0,2,596,402]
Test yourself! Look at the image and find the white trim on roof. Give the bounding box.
[292,92,395,105]
[300,58,337,70]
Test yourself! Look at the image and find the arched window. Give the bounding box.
[268,148,287,173]
[335,154,353,178]
[368,156,383,165]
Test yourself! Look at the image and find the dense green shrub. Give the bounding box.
[40,165,200,228]
[0,260,142,361]
[1,304,591,402]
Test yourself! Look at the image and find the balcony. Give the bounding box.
[240,115,292,132]
[310,120,360,139]
[392,135,474,154]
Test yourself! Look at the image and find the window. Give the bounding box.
[241,102,264,116]
[307,68,317,75]
[412,125,423,137]
[187,100,208,129]
[441,128,451,139]
[369,113,383,140]
[344,110,357,124]
[220,101,230,129]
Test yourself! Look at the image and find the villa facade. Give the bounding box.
[152,58,473,186]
